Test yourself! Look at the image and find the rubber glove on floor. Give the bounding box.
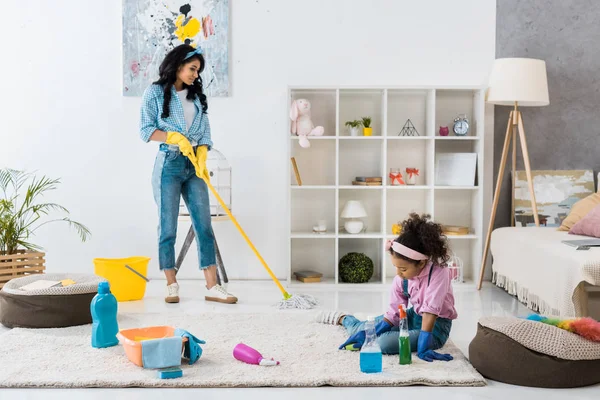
[338,320,392,351]
[175,328,206,365]
[417,330,453,362]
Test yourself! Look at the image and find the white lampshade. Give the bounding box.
[486,58,549,107]
[341,200,367,219]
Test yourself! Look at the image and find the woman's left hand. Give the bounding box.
[194,145,210,182]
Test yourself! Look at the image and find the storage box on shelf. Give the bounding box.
[288,86,485,287]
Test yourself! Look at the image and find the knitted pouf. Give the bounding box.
[0,273,105,328]
[469,316,600,388]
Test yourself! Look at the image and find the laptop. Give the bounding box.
[561,238,600,249]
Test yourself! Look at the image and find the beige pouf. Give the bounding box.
[469,316,600,388]
[0,273,105,329]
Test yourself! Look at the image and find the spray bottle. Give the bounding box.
[359,316,383,373]
[398,304,411,365]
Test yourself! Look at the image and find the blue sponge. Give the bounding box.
[157,367,183,379]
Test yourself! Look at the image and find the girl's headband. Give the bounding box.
[385,240,429,261]
[184,47,203,60]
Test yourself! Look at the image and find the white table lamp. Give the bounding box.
[341,200,367,234]
[478,58,550,290]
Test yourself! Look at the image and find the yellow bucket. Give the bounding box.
[93,256,150,302]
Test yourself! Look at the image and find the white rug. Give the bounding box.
[0,312,485,388]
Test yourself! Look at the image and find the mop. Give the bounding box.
[190,151,317,310]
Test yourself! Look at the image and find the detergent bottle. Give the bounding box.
[359,316,382,373]
[398,304,412,365]
[91,281,119,348]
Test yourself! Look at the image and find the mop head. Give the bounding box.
[276,293,318,310]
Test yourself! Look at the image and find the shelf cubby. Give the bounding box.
[435,89,478,138]
[387,89,432,137]
[290,139,336,186]
[338,238,383,284]
[338,188,383,235]
[338,139,384,186]
[386,138,433,186]
[339,89,384,136]
[434,189,478,236]
[385,189,432,235]
[290,89,337,136]
[291,189,335,236]
[291,238,336,284]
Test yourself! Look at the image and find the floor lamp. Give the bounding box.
[477,58,550,290]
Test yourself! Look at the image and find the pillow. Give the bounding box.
[569,204,600,238]
[558,192,600,231]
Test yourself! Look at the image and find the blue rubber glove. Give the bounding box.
[338,320,392,351]
[174,328,206,365]
[417,330,453,362]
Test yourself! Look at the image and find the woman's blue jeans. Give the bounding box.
[151,144,216,271]
[342,309,452,355]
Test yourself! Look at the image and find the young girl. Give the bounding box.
[317,213,457,362]
[139,44,237,305]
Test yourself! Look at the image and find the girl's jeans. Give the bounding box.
[152,144,216,271]
[342,308,452,355]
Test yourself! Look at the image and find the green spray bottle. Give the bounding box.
[398,304,411,365]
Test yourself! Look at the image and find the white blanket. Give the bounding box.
[491,227,600,317]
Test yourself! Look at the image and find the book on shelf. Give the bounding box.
[352,181,382,186]
[442,225,470,235]
[355,176,382,182]
[293,271,323,283]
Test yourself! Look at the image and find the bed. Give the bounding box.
[491,227,600,318]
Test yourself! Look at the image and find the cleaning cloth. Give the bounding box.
[141,337,182,369]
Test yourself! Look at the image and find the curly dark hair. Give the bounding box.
[389,213,450,266]
[153,44,208,118]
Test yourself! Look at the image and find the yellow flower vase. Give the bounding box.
[363,127,373,136]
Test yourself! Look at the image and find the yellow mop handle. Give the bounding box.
[204,178,291,299]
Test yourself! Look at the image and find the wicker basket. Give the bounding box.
[0,250,45,289]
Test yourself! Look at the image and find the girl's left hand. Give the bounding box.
[417,331,453,362]
[339,331,365,351]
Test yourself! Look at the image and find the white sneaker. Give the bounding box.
[205,284,238,304]
[314,310,346,325]
[165,283,180,303]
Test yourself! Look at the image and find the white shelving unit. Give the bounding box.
[287,86,485,287]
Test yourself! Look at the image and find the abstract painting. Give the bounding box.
[513,170,595,227]
[122,0,229,97]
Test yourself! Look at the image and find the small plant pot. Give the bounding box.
[349,127,360,137]
[363,127,373,136]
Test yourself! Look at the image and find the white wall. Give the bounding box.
[0,0,496,280]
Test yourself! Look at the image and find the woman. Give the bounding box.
[139,44,237,304]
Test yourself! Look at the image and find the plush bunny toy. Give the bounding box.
[290,99,324,148]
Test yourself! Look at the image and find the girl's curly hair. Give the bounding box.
[389,213,450,266]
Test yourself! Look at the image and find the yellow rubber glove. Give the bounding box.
[195,145,211,182]
[165,131,195,159]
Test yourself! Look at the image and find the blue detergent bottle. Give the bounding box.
[91,281,119,348]
[359,316,383,373]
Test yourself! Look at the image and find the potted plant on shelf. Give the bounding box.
[0,169,91,288]
[345,120,362,137]
[362,117,372,136]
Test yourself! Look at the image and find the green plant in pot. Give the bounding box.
[345,120,362,137]
[339,252,374,283]
[361,117,372,136]
[0,169,91,285]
